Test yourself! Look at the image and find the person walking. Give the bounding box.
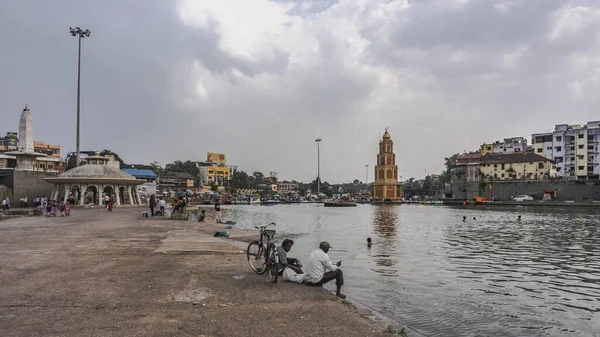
[108,195,114,212]
[2,197,6,212]
[158,197,166,216]
[215,201,222,223]
[149,195,156,216]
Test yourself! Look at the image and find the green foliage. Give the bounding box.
[230,170,249,190]
[150,161,163,176]
[164,160,199,178]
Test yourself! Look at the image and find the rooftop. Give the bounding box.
[122,168,158,179]
[480,152,554,164]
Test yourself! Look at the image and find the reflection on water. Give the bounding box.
[211,204,600,337]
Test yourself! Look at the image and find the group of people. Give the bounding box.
[43,200,71,217]
[277,240,346,299]
[1,197,10,211]
[148,195,167,216]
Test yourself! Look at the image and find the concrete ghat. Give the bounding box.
[0,208,405,337]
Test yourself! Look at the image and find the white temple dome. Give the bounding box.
[45,164,140,184]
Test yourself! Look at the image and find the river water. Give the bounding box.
[213,204,599,336]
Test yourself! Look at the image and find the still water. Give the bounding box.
[216,204,600,336]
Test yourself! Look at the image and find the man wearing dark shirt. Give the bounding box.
[277,239,303,274]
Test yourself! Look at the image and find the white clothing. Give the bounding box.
[283,267,306,284]
[304,249,337,284]
[216,211,222,222]
[159,200,166,207]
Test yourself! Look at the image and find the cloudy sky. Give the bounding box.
[1,0,599,183]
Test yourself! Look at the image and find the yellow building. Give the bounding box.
[370,129,402,201]
[480,143,494,154]
[199,165,231,186]
[479,153,556,180]
[34,141,61,158]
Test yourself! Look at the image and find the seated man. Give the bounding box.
[277,239,303,275]
[196,210,206,222]
[304,241,345,299]
[172,198,187,213]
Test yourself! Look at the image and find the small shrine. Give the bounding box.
[371,129,403,201]
[44,152,143,206]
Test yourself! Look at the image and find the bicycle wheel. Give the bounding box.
[265,247,279,283]
[247,241,267,275]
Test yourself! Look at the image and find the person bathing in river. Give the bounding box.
[367,237,372,247]
[305,241,346,299]
[277,239,303,275]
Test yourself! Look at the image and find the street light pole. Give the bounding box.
[70,27,91,167]
[315,138,322,195]
[365,164,369,193]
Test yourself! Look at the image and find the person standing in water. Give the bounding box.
[367,237,372,247]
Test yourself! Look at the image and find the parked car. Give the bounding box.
[513,195,534,202]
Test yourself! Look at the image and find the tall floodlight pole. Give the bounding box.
[315,138,322,195]
[70,27,91,167]
[365,164,369,193]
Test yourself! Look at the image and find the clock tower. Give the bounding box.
[371,129,402,201]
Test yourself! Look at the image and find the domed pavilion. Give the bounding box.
[44,153,143,206]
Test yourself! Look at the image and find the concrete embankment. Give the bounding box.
[0,208,420,337]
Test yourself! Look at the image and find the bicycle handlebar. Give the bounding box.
[254,222,276,229]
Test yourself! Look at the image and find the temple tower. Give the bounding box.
[18,104,34,153]
[371,129,402,201]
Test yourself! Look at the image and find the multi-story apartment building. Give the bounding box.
[532,121,600,179]
[480,137,528,154]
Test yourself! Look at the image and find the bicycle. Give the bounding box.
[246,222,280,283]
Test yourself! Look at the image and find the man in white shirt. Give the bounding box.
[304,241,345,299]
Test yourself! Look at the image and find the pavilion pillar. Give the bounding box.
[51,186,58,201]
[134,188,141,205]
[127,187,134,205]
[63,185,70,203]
[80,185,87,205]
[115,185,121,206]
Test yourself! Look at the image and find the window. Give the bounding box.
[591,156,595,161]
[537,148,543,153]
[571,157,575,161]
[503,148,507,152]
[501,174,505,178]
[555,157,563,163]
[501,163,505,169]
[578,166,584,170]
[515,148,521,152]
[589,145,594,150]
[538,163,544,169]
[578,155,584,160]
[547,146,552,150]
[557,167,562,172]
[570,146,575,151]
[578,134,584,139]
[556,136,562,142]
[494,173,497,178]
[555,146,562,152]
[578,144,584,149]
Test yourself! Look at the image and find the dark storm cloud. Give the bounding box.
[1,0,600,183]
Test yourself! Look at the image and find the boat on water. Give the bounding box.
[421,200,444,205]
[261,200,281,206]
[324,201,357,207]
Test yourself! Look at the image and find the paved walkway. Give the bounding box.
[0,208,395,337]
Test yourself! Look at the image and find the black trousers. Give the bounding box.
[150,206,155,215]
[309,269,344,287]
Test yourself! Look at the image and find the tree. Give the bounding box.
[164,160,199,178]
[252,171,265,187]
[150,161,163,176]
[230,170,250,190]
[422,175,433,196]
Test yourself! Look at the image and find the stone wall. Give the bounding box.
[453,180,600,201]
[12,171,56,201]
